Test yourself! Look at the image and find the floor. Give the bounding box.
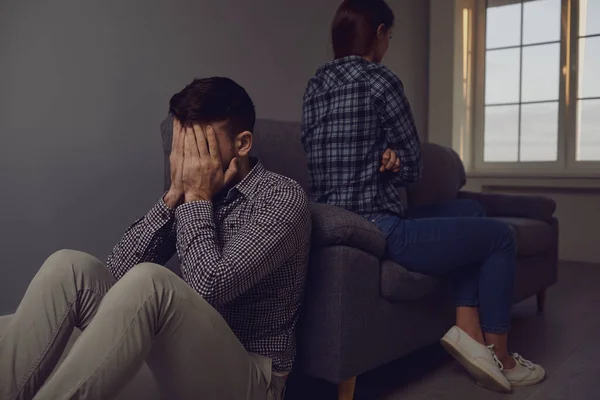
[287,261,600,400]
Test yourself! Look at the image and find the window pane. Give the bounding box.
[580,0,600,36]
[578,36,600,98]
[484,105,519,162]
[523,0,561,45]
[486,3,521,49]
[577,99,600,161]
[521,43,560,102]
[520,102,559,161]
[485,48,521,104]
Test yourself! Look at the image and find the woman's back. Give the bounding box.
[302,55,421,216]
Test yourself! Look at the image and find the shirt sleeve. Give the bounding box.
[376,69,423,185]
[106,197,177,280]
[174,186,311,307]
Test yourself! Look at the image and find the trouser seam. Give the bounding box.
[14,287,106,399]
[14,299,75,400]
[455,301,479,307]
[481,324,510,334]
[67,292,155,397]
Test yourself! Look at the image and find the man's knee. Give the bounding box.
[118,263,178,292]
[42,249,108,280]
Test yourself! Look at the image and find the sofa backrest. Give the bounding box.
[252,119,309,191]
[406,143,467,209]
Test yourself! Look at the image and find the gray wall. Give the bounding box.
[0,0,429,315]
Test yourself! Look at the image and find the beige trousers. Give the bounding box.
[0,250,285,400]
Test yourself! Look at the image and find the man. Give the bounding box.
[0,77,311,400]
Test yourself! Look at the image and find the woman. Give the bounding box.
[301,0,545,393]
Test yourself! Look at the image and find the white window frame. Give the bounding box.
[472,0,600,176]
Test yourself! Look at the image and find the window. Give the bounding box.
[577,0,600,161]
[475,0,600,172]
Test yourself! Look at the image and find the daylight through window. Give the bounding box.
[480,0,600,167]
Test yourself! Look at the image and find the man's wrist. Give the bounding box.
[184,191,212,203]
[163,189,183,209]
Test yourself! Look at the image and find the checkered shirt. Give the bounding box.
[302,56,422,216]
[106,161,311,372]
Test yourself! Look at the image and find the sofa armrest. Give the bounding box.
[458,190,557,222]
[309,203,386,259]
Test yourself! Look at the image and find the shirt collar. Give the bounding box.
[225,158,265,201]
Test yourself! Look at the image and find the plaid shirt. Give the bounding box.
[106,161,311,372]
[302,56,422,216]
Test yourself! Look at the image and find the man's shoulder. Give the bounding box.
[260,169,307,197]
[252,169,308,208]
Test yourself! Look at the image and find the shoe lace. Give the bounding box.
[512,353,535,370]
[487,344,504,371]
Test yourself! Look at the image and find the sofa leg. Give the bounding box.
[338,376,356,400]
[537,290,546,314]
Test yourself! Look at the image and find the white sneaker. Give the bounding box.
[440,326,512,393]
[502,353,546,386]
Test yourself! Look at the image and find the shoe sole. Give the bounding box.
[440,337,512,393]
[510,373,546,387]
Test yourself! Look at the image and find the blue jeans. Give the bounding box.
[369,199,516,333]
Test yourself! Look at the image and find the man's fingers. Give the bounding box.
[224,157,239,186]
[172,119,182,153]
[193,124,210,158]
[205,125,221,161]
[175,119,185,155]
[184,126,199,158]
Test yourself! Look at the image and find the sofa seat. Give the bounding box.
[0,315,161,400]
[493,217,554,257]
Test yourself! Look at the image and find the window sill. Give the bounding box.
[466,172,600,191]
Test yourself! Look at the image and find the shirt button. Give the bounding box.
[134,251,142,258]
[161,212,169,220]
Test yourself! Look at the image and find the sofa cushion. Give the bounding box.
[309,203,387,258]
[380,260,441,302]
[492,217,554,257]
[406,143,467,209]
[458,191,557,222]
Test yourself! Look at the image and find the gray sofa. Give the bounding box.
[248,120,558,397]
[0,119,558,399]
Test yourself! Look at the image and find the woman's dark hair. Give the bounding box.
[331,0,395,59]
[169,77,256,137]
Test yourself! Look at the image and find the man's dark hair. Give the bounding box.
[169,77,256,137]
[331,0,395,59]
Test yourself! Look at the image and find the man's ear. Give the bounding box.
[235,131,253,157]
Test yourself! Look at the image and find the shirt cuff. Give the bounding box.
[145,197,176,229]
[175,201,215,228]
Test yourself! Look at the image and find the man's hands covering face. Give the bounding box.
[181,124,238,203]
[164,120,238,207]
